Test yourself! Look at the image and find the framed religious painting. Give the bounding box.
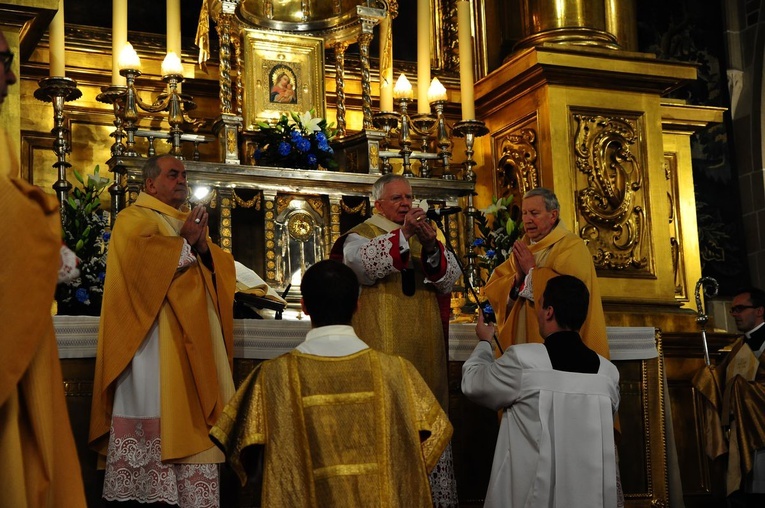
[241,29,326,131]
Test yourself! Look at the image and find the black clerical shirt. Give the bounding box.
[543,330,600,374]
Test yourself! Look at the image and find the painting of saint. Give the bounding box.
[270,66,297,104]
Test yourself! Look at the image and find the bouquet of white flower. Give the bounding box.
[253,109,338,170]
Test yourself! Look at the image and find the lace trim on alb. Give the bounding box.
[103,416,219,507]
[359,232,397,280]
[429,443,459,507]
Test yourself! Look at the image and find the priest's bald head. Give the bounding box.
[0,31,17,108]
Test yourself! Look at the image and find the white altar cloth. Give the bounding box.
[54,316,658,362]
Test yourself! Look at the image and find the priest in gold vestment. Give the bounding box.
[693,287,765,505]
[330,174,460,505]
[211,260,452,507]
[483,188,609,358]
[0,30,87,507]
[89,155,236,506]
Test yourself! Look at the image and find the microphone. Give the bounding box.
[426,206,462,220]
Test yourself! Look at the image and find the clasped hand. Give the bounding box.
[180,204,209,254]
[402,207,437,253]
[512,239,535,284]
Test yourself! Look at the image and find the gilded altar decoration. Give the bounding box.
[573,113,649,273]
[241,29,325,129]
[56,166,111,315]
[496,128,539,200]
[253,110,338,170]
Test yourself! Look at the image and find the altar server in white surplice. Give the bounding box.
[462,275,621,508]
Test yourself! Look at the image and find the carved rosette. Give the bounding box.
[263,193,278,283]
[573,113,649,273]
[218,189,234,253]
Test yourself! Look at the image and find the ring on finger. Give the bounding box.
[194,218,201,224]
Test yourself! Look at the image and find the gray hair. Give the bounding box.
[142,154,178,182]
[523,187,560,212]
[371,173,411,201]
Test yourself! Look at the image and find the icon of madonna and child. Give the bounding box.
[269,65,298,104]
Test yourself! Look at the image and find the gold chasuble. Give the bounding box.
[345,220,449,410]
[212,350,453,507]
[89,192,236,462]
[0,176,87,507]
[484,222,609,359]
[692,338,765,494]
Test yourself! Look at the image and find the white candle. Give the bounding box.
[166,0,181,56]
[428,77,448,103]
[49,0,65,77]
[393,73,413,100]
[416,0,431,114]
[378,13,394,112]
[112,0,127,85]
[457,0,475,120]
[161,52,184,76]
[118,42,141,71]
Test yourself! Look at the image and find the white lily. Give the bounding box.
[299,110,323,133]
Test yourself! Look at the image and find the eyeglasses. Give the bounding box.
[730,305,758,315]
[0,51,13,73]
[379,194,413,204]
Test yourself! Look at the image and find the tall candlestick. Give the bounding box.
[457,0,475,120]
[378,12,394,112]
[49,0,65,77]
[416,0,431,114]
[112,0,127,85]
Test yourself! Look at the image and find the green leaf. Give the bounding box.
[73,169,84,185]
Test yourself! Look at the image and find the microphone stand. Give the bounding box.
[429,215,504,354]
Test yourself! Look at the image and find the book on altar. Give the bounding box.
[234,261,288,307]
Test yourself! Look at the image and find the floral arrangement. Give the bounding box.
[253,109,338,170]
[472,195,522,281]
[56,166,111,316]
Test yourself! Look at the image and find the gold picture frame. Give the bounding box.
[241,29,326,131]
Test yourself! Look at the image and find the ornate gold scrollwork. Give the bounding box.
[496,128,538,213]
[573,113,648,272]
[306,196,325,217]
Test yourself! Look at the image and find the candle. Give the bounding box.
[49,0,65,77]
[457,0,475,120]
[393,73,413,100]
[118,42,141,71]
[166,0,181,56]
[112,0,128,85]
[161,52,184,76]
[378,13,394,112]
[427,77,448,103]
[416,0,431,114]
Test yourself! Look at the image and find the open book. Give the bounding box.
[234,261,288,307]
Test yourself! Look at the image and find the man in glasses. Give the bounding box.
[330,173,460,505]
[693,287,765,507]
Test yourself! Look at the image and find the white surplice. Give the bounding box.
[462,342,620,508]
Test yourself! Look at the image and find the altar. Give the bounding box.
[56,316,674,507]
